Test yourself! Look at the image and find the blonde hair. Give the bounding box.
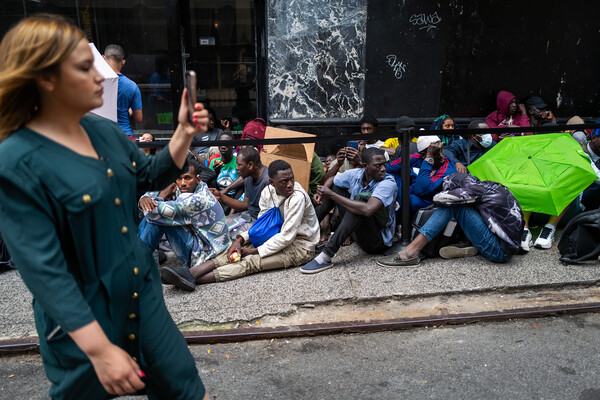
[0,14,85,141]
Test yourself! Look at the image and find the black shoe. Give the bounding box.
[157,250,167,265]
[0,261,15,273]
[160,266,197,291]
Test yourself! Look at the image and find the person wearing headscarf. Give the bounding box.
[430,114,460,146]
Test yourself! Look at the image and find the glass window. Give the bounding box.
[12,0,171,134]
[187,0,257,132]
[1,1,258,135]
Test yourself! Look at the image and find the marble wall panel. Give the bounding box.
[267,0,366,119]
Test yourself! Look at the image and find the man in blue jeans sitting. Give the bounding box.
[377,205,509,267]
[138,159,231,287]
[376,172,524,267]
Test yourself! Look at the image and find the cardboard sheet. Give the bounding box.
[88,43,118,122]
[261,127,316,192]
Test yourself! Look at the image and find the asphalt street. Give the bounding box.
[1,312,599,399]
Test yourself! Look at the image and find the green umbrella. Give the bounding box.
[468,133,597,215]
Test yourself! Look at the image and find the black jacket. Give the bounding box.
[433,173,524,253]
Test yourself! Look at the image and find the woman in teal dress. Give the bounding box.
[0,15,210,399]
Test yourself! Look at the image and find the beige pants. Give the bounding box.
[212,242,314,282]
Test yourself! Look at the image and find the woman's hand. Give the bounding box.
[177,88,209,138]
[88,343,145,396]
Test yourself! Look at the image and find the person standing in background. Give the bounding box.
[103,44,142,141]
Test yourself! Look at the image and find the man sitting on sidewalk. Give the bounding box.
[377,173,523,267]
[209,132,243,213]
[209,146,269,223]
[138,159,231,280]
[300,148,397,274]
[160,160,320,290]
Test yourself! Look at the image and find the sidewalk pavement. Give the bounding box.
[1,230,600,341]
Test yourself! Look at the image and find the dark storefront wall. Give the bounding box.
[268,0,600,135]
[2,1,599,140]
[0,0,260,136]
[184,0,258,131]
[365,1,600,120]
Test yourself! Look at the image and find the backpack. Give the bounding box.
[557,209,600,264]
[241,118,267,150]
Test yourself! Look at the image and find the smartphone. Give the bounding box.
[346,141,358,160]
[185,70,197,123]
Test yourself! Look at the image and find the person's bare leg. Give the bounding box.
[523,211,531,228]
[397,233,429,260]
[320,214,331,242]
[189,260,216,281]
[547,206,568,227]
[196,271,216,284]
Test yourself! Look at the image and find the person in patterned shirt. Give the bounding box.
[138,158,231,288]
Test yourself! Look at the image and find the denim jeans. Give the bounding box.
[419,206,508,263]
[138,218,196,268]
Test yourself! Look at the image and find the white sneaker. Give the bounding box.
[534,226,555,249]
[520,229,533,252]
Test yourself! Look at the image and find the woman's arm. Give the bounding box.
[69,321,145,396]
[0,178,142,395]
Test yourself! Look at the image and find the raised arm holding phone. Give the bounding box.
[0,15,210,399]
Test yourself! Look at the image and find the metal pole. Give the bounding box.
[401,129,411,245]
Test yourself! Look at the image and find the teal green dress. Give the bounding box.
[0,116,205,399]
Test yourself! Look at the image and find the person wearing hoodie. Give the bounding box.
[485,90,531,142]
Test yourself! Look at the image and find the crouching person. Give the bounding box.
[300,148,398,274]
[377,173,524,267]
[160,160,320,290]
[138,158,231,287]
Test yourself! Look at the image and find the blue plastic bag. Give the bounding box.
[248,205,283,247]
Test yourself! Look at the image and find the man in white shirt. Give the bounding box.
[160,160,319,290]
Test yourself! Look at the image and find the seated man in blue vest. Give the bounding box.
[137,158,231,288]
[300,148,397,274]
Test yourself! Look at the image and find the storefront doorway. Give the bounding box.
[183,0,258,133]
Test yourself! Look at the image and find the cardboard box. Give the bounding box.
[88,43,118,122]
[261,127,315,192]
